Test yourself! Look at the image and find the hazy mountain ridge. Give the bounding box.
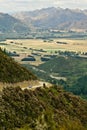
[0,13,29,33]
[13,7,87,31]
[0,7,87,33]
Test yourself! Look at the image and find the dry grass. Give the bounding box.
[0,80,52,91]
[2,39,87,53]
[0,80,39,91]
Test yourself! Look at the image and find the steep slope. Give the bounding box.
[0,48,37,83]
[0,12,29,33]
[0,86,87,130]
[13,7,87,31]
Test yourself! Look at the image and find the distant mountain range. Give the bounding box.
[13,7,87,31]
[0,7,87,33]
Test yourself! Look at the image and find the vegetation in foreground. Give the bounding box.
[0,85,87,130]
[0,48,37,83]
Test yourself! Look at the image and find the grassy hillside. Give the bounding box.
[0,48,37,83]
[0,85,87,130]
[38,56,87,84]
[65,75,87,99]
[36,56,87,99]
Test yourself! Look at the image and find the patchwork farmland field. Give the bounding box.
[0,38,87,65]
[1,38,87,52]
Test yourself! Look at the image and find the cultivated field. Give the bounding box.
[2,38,87,52]
[0,38,87,65]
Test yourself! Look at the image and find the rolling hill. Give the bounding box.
[0,48,37,83]
[38,56,87,82]
[23,56,87,99]
[37,56,87,98]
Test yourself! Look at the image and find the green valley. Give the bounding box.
[0,5,87,130]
